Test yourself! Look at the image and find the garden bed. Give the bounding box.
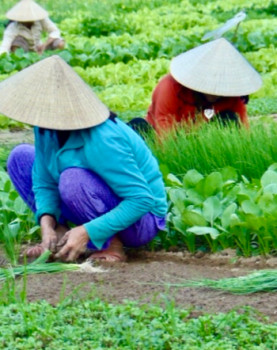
[1,0,277,346]
[4,249,276,321]
[1,129,277,321]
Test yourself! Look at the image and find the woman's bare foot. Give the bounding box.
[25,224,68,258]
[25,244,46,258]
[88,236,126,262]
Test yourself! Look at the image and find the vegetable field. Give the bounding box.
[0,0,277,348]
[0,0,277,123]
[0,0,277,255]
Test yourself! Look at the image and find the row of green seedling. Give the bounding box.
[0,169,39,265]
[166,164,277,256]
[148,121,277,180]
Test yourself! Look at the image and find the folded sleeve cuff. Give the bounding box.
[35,207,61,225]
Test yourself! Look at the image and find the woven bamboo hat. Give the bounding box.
[170,38,262,96]
[6,0,48,22]
[0,56,110,130]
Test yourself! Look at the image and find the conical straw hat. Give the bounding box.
[170,38,262,96]
[6,0,48,22]
[0,56,110,130]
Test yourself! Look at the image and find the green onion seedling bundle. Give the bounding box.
[0,250,104,281]
[162,270,277,294]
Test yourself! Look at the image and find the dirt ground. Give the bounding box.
[0,128,34,145]
[19,250,277,321]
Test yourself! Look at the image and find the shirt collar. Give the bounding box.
[58,130,85,151]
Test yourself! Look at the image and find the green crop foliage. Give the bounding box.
[0,0,277,257]
[0,1,277,344]
[0,0,277,129]
[0,169,39,265]
[164,164,277,256]
[0,296,276,349]
[147,120,277,180]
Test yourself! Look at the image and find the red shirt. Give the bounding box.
[146,74,248,134]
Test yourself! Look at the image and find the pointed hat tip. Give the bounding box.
[41,55,66,66]
[50,55,63,61]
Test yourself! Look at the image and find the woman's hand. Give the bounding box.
[41,226,58,252]
[40,215,59,252]
[26,224,59,258]
[55,225,89,262]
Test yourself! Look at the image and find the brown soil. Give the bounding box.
[13,250,277,321]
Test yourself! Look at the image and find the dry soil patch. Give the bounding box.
[19,251,277,321]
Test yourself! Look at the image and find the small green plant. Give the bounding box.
[0,297,275,349]
[0,219,23,265]
[0,169,39,265]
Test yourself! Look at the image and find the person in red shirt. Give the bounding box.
[146,38,262,135]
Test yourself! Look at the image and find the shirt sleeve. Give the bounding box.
[84,132,155,249]
[32,129,61,223]
[0,23,18,54]
[41,17,61,39]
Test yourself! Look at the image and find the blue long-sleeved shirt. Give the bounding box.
[32,118,167,249]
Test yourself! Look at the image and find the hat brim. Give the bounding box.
[170,38,262,96]
[0,56,110,130]
[6,0,48,22]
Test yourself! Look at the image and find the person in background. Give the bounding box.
[0,0,65,55]
[146,38,262,135]
[0,56,167,263]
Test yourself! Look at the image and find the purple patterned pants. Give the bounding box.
[7,144,166,249]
